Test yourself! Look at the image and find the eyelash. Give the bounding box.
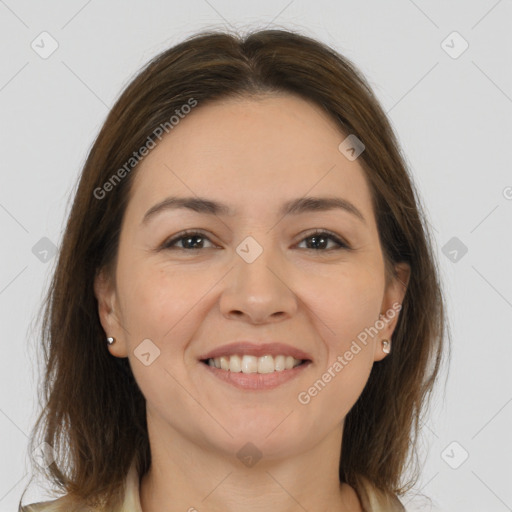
[161,229,350,252]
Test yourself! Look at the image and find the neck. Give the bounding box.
[139,411,362,512]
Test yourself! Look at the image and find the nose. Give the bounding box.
[219,241,298,324]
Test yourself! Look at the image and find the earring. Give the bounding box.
[382,339,390,354]
[107,337,116,345]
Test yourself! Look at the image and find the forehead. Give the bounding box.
[126,94,375,223]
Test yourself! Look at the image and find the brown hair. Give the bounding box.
[19,28,449,510]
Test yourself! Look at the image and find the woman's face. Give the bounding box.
[95,94,409,460]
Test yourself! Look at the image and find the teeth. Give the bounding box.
[229,355,242,372]
[206,354,303,373]
[258,355,274,374]
[220,356,229,370]
[274,355,286,371]
[241,354,258,373]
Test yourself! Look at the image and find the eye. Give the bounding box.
[161,230,216,250]
[296,229,350,251]
[161,229,350,252]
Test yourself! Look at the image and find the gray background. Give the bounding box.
[1,1,511,510]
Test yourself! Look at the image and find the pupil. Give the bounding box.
[185,235,202,249]
[309,235,326,249]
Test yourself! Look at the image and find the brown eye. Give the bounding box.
[161,229,350,252]
[297,230,350,251]
[162,231,215,250]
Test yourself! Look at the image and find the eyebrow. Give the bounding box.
[141,195,366,225]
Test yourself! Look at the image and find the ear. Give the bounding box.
[93,267,129,358]
[373,262,410,362]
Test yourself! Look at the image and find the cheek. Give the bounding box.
[301,264,384,352]
[118,264,206,396]
[117,261,204,344]
[299,270,379,419]
[304,267,383,416]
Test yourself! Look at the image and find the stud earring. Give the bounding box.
[107,337,116,345]
[382,339,390,354]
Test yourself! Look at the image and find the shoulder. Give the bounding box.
[21,457,139,512]
[353,475,406,512]
[20,498,62,512]
[20,496,91,512]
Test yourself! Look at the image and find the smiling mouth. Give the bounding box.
[201,354,309,374]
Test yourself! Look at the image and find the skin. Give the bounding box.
[94,94,410,512]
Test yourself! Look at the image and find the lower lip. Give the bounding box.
[200,361,312,390]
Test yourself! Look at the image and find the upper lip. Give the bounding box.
[199,342,313,361]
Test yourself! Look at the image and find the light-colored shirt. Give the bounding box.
[21,458,405,511]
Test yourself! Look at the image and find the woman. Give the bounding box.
[19,28,448,511]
